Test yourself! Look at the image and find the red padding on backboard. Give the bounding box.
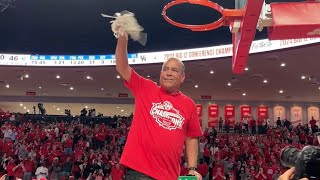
[232,0,264,74]
[268,2,320,40]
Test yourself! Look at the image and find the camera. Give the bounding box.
[280,145,320,179]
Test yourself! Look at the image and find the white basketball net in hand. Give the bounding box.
[101,10,147,46]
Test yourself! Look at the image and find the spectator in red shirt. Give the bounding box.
[212,166,225,180]
[254,167,267,180]
[307,133,315,145]
[310,117,316,128]
[310,117,317,133]
[203,144,211,165]
[5,158,16,180]
[110,163,125,180]
[265,162,277,180]
[197,159,208,179]
[23,156,36,180]
[180,162,189,176]
[12,161,24,179]
[64,134,73,155]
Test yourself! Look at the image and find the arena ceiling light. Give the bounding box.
[279,90,284,94]
[244,67,249,71]
[194,84,199,88]
[210,70,214,74]
[227,82,232,86]
[116,75,121,79]
[5,84,9,88]
[301,75,306,80]
[86,75,92,80]
[263,79,268,83]
[280,63,286,67]
[56,75,60,79]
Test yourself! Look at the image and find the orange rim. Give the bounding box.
[162,0,244,31]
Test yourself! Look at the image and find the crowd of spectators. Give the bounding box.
[0,113,319,180]
[0,115,130,180]
[184,117,319,180]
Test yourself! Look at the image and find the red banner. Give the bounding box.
[257,106,269,119]
[240,105,252,123]
[118,93,128,97]
[225,105,235,126]
[208,104,219,128]
[26,91,36,96]
[195,104,203,127]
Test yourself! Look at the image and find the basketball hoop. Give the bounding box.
[162,0,320,74]
[161,0,244,31]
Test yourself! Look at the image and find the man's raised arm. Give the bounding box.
[115,33,132,82]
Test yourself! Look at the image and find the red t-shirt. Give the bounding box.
[24,160,35,172]
[110,168,125,180]
[197,163,209,177]
[119,69,203,180]
[3,142,13,152]
[265,166,276,180]
[300,133,306,142]
[212,166,225,180]
[310,119,316,128]
[307,134,314,144]
[254,172,267,180]
[6,164,15,176]
[203,148,210,157]
[14,166,24,179]
[65,139,73,148]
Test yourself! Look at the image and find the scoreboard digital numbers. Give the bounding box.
[0,54,29,66]
[28,54,139,66]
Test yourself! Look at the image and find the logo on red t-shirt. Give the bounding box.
[150,101,184,130]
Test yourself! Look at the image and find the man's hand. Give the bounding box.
[188,170,202,180]
[118,31,128,41]
[0,175,6,180]
[278,167,308,180]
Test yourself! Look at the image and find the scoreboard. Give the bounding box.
[0,54,140,66]
[0,37,319,67]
